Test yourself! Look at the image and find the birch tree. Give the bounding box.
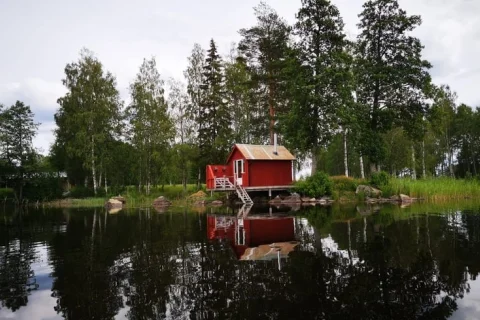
[126,57,174,194]
[55,49,122,195]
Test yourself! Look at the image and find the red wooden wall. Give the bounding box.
[248,160,293,187]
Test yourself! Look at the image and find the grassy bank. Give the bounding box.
[383,178,480,201]
[297,174,480,203]
[44,184,227,208]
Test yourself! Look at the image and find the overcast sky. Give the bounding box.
[0,0,479,154]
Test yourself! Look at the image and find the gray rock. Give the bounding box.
[356,185,382,198]
[211,200,223,206]
[105,199,123,209]
[153,196,171,206]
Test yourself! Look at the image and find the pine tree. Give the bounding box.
[282,0,353,175]
[198,39,232,172]
[355,0,432,171]
[239,2,291,145]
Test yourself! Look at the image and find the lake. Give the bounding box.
[1,202,480,320]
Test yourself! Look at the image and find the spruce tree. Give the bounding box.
[198,39,231,170]
[355,0,432,171]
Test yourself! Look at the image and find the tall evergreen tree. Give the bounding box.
[282,0,353,175]
[239,2,291,145]
[197,39,232,173]
[126,57,174,194]
[55,49,122,195]
[355,0,432,172]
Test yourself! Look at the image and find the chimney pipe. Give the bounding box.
[274,133,278,155]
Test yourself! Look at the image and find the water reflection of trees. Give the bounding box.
[4,205,480,319]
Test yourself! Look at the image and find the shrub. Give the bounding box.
[330,175,359,192]
[0,188,14,199]
[370,171,390,188]
[294,172,333,198]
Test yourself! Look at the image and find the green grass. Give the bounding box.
[383,178,480,201]
[45,184,212,208]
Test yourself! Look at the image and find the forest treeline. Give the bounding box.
[1,0,480,201]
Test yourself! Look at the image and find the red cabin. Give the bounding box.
[206,143,296,195]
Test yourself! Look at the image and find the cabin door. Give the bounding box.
[234,159,244,186]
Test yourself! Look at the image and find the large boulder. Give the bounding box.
[269,195,282,204]
[105,199,123,209]
[153,196,171,207]
[356,185,382,198]
[400,194,413,203]
[111,196,126,204]
[282,193,302,204]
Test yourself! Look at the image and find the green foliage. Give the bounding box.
[55,48,123,195]
[197,39,232,168]
[370,171,390,188]
[0,188,14,199]
[330,175,361,192]
[239,2,291,144]
[355,0,432,166]
[295,172,333,197]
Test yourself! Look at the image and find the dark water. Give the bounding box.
[1,203,480,320]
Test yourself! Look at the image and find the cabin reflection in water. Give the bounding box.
[207,214,299,267]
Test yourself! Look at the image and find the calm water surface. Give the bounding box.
[1,203,480,320]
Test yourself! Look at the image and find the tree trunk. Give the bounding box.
[343,129,349,177]
[98,169,103,188]
[91,135,97,196]
[182,163,187,192]
[268,79,275,146]
[360,154,365,179]
[472,152,477,176]
[449,150,455,178]
[411,144,417,180]
[422,140,426,178]
[197,167,201,190]
[311,147,318,176]
[104,171,108,195]
[370,163,377,175]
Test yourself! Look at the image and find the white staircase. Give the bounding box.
[215,177,235,189]
[214,177,253,204]
[236,185,253,204]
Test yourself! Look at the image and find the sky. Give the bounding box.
[0,0,479,155]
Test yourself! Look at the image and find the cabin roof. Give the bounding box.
[227,144,296,162]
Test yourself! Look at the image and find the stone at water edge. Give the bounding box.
[211,200,223,206]
[269,195,282,204]
[111,196,126,204]
[153,196,171,206]
[282,193,302,204]
[356,185,382,198]
[105,199,123,209]
[399,194,413,203]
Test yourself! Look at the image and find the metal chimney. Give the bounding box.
[273,133,278,155]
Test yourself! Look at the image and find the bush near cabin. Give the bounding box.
[294,172,333,198]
